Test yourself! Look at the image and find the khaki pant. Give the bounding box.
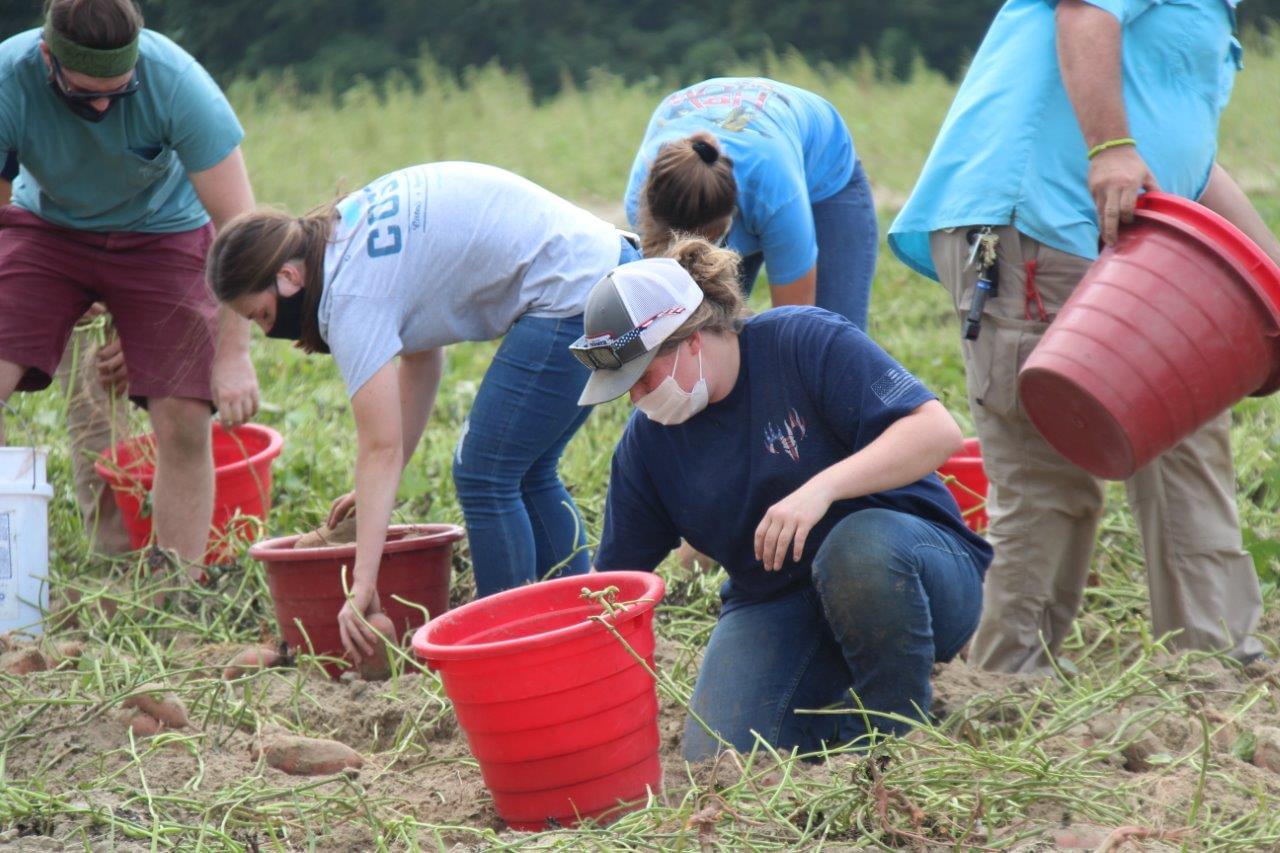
[1,328,132,556]
[931,226,1263,674]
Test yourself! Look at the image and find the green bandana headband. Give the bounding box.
[43,21,138,78]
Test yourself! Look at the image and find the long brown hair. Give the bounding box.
[205,205,336,354]
[658,235,749,353]
[639,132,737,258]
[45,0,142,49]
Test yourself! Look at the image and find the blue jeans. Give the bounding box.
[454,238,641,598]
[738,160,878,330]
[682,508,983,761]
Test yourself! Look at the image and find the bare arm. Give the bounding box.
[1198,163,1280,266]
[1056,0,1160,245]
[338,362,405,661]
[0,178,9,206]
[188,147,261,426]
[754,400,964,571]
[398,349,444,463]
[769,265,818,308]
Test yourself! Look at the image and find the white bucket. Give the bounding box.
[0,448,54,637]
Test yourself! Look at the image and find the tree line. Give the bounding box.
[3,0,1276,96]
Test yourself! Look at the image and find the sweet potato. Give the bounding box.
[294,514,357,549]
[1,646,51,676]
[126,710,163,737]
[256,734,363,776]
[356,612,396,682]
[221,645,284,680]
[50,640,86,664]
[121,683,189,729]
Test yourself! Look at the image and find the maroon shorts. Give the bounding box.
[0,205,216,405]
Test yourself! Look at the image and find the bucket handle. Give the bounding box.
[0,399,41,492]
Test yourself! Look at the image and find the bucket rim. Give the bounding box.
[94,422,284,487]
[411,570,665,663]
[249,522,466,562]
[1133,193,1280,392]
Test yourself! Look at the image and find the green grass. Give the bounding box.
[3,40,1280,850]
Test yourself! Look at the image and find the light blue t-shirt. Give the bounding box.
[888,0,1242,281]
[624,78,855,284]
[317,162,622,397]
[0,29,243,233]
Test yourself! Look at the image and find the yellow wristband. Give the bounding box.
[1087,137,1137,160]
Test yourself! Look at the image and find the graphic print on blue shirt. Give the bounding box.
[597,307,993,602]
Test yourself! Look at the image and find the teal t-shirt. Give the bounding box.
[888,0,1242,281]
[0,28,244,233]
[624,78,855,284]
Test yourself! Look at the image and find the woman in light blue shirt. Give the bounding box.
[625,77,876,330]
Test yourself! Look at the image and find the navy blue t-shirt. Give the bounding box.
[597,307,993,602]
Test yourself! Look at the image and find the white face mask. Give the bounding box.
[635,345,709,425]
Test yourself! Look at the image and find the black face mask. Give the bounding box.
[266,288,307,342]
[48,79,113,122]
[265,288,330,354]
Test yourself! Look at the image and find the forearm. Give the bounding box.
[398,349,444,464]
[352,443,403,588]
[0,179,10,206]
[769,266,817,308]
[1199,164,1280,266]
[1056,0,1129,148]
[807,401,962,503]
[214,303,252,359]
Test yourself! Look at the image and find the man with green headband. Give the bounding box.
[0,0,259,575]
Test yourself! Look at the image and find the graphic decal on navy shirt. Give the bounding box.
[872,368,917,407]
[764,407,807,462]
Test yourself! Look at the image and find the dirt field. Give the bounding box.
[5,613,1280,852]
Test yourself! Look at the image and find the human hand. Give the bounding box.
[211,349,260,429]
[753,480,833,572]
[327,492,356,528]
[95,335,127,395]
[337,583,382,663]
[1088,145,1160,247]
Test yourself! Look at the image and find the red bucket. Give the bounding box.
[412,571,665,831]
[249,523,463,677]
[938,438,988,534]
[94,422,284,563]
[1019,192,1280,480]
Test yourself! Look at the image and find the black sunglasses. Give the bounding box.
[568,306,687,370]
[49,55,140,103]
[569,331,647,370]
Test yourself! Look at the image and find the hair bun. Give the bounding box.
[690,139,718,164]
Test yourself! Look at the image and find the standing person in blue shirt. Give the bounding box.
[0,0,260,574]
[624,77,876,330]
[205,162,642,663]
[889,0,1280,674]
[578,238,990,760]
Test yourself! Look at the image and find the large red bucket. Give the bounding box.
[412,571,665,831]
[94,423,284,563]
[938,438,988,534]
[1019,192,1280,480]
[250,523,463,677]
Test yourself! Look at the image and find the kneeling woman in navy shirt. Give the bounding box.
[576,238,992,760]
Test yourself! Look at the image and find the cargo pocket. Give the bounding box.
[963,312,1047,420]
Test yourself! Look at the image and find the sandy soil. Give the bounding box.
[4,632,1280,851]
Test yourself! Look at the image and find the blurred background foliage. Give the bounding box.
[2,0,1276,97]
